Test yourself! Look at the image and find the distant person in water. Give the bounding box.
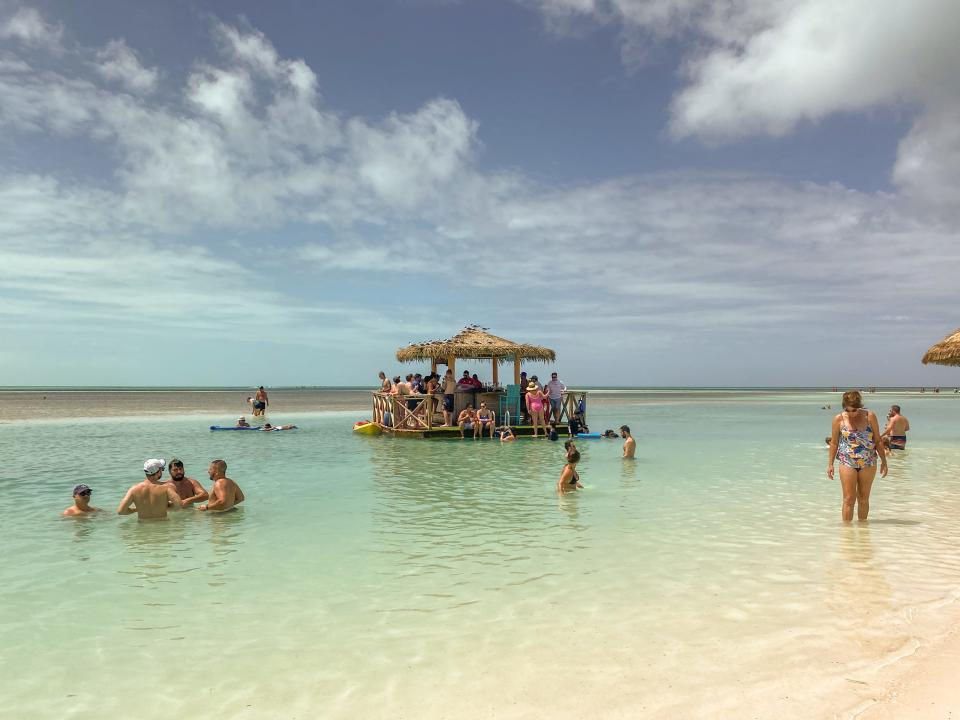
[498,426,516,443]
[564,439,578,460]
[558,450,583,493]
[252,386,269,416]
[547,421,559,441]
[262,423,297,431]
[117,459,182,520]
[827,390,887,522]
[168,458,208,508]
[620,425,636,458]
[198,460,245,512]
[62,484,100,516]
[881,405,910,450]
[236,416,250,427]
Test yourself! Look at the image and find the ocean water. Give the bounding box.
[2,391,960,719]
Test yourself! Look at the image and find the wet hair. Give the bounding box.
[568,450,581,463]
[564,440,575,450]
[393,376,400,383]
[620,425,630,433]
[841,390,863,410]
[891,405,901,413]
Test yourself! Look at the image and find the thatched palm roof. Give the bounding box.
[396,325,555,363]
[922,328,960,367]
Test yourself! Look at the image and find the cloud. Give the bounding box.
[522,0,960,211]
[2,11,959,384]
[95,39,158,94]
[0,6,62,49]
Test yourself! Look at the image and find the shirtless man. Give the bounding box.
[620,425,636,458]
[168,458,209,508]
[198,459,245,512]
[882,405,910,450]
[117,459,182,520]
[458,405,477,439]
[62,484,101,516]
[253,386,269,417]
[441,369,456,426]
[262,423,297,431]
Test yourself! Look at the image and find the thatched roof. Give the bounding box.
[922,328,960,367]
[396,325,556,363]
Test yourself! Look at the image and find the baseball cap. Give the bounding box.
[143,458,166,475]
[73,484,92,496]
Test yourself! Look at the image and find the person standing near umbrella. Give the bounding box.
[827,390,887,522]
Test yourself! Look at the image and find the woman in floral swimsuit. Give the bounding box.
[827,390,887,522]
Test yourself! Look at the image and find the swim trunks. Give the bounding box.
[253,401,265,410]
[444,394,454,411]
[888,435,907,450]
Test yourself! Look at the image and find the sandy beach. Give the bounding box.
[852,619,960,719]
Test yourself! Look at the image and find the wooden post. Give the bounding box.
[513,356,520,385]
[431,358,437,374]
[492,357,499,387]
[448,355,456,375]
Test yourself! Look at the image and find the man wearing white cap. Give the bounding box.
[117,458,182,520]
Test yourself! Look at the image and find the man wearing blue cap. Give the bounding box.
[62,484,101,516]
[117,458,182,520]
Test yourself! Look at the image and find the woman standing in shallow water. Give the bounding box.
[558,450,583,493]
[827,390,887,522]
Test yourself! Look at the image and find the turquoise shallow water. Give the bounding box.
[2,392,960,719]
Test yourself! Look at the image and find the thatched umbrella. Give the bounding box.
[396,325,556,385]
[922,328,960,367]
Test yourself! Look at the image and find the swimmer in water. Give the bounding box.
[620,425,636,458]
[557,450,583,493]
[117,459,182,520]
[62,484,101,516]
[198,459,245,512]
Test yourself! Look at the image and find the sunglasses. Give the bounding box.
[78,490,92,496]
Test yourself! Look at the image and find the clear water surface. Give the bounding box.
[1,391,959,719]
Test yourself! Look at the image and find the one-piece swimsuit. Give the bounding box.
[837,415,877,470]
[529,392,543,413]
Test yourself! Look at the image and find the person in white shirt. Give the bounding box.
[545,372,566,423]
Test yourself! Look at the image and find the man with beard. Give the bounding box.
[168,458,209,508]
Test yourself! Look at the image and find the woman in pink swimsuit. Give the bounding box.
[525,381,547,437]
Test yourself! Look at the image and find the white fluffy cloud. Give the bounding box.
[94,39,158,93]
[1,7,959,384]
[0,6,62,48]
[525,0,960,208]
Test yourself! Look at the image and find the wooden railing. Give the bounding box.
[373,389,588,431]
[373,392,441,430]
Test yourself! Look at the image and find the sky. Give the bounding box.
[1,0,959,387]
